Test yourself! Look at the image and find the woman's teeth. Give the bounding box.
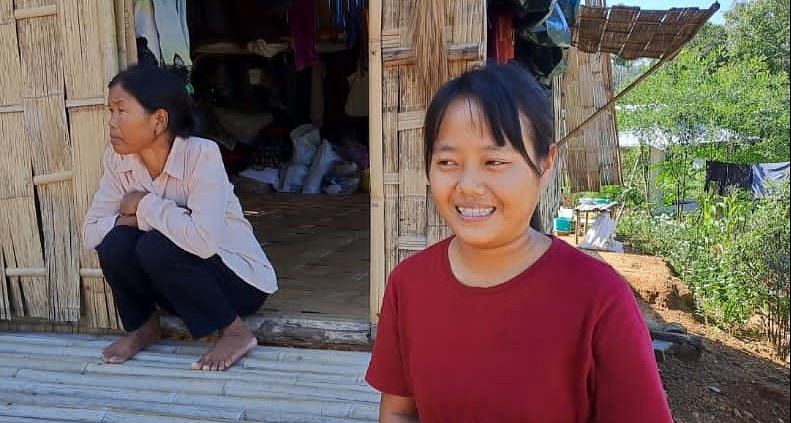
[456,207,495,217]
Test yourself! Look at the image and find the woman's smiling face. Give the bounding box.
[428,98,555,249]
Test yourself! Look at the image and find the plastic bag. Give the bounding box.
[303,140,343,194]
[520,2,572,48]
[278,164,310,193]
[289,123,321,165]
[322,162,361,195]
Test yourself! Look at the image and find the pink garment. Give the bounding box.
[82,137,278,294]
[288,0,319,71]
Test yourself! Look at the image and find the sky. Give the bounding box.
[609,0,734,24]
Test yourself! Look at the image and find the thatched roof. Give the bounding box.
[572,2,720,60]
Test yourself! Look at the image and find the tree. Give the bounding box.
[618,14,790,209]
[725,0,791,77]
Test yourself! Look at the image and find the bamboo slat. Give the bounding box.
[97,0,119,82]
[369,0,385,323]
[122,0,136,65]
[13,5,57,20]
[0,245,9,319]
[32,171,71,186]
[4,268,46,277]
[113,0,127,69]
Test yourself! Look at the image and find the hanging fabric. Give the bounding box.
[289,0,319,71]
[151,0,192,67]
[134,0,161,64]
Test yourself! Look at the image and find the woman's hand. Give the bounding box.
[120,191,148,216]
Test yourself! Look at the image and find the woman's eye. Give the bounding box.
[487,160,508,167]
[436,160,455,166]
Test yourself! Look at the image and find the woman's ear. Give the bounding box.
[152,108,169,136]
[539,144,558,190]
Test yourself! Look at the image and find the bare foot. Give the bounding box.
[191,317,257,371]
[102,312,161,364]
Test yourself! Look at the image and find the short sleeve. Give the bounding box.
[365,271,412,397]
[591,276,673,422]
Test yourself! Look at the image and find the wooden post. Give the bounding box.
[369,0,385,324]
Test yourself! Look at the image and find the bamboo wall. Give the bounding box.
[558,1,621,194]
[369,0,486,321]
[0,0,120,328]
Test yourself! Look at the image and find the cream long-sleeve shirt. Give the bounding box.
[82,136,278,294]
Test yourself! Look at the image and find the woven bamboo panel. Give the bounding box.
[559,45,622,193]
[536,73,568,232]
[0,0,119,325]
[557,0,621,193]
[0,0,49,320]
[370,0,486,319]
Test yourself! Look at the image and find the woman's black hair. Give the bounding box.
[424,62,554,172]
[423,63,555,232]
[108,64,194,138]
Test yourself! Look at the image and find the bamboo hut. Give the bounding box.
[0,0,718,342]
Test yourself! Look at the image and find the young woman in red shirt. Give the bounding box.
[365,63,673,422]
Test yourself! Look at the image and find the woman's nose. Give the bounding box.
[108,112,118,128]
[457,167,485,196]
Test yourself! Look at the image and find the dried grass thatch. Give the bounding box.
[0,0,121,328]
[573,2,720,60]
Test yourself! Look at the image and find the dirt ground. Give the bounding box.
[571,238,791,423]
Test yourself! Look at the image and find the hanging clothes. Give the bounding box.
[289,0,319,71]
[134,0,161,64]
[346,0,365,49]
[751,162,790,197]
[152,0,192,67]
[705,161,753,196]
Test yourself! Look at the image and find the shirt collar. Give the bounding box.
[162,136,188,180]
[115,136,188,180]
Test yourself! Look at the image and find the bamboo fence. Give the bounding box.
[0,0,121,328]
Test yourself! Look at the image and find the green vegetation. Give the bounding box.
[607,0,790,357]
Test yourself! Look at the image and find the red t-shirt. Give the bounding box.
[366,237,673,422]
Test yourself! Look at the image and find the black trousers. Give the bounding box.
[97,226,267,339]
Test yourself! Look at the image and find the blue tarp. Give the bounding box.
[751,162,790,197]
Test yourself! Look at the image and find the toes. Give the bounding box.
[192,354,209,370]
[103,354,123,364]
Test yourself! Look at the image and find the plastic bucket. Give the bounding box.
[554,216,573,233]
